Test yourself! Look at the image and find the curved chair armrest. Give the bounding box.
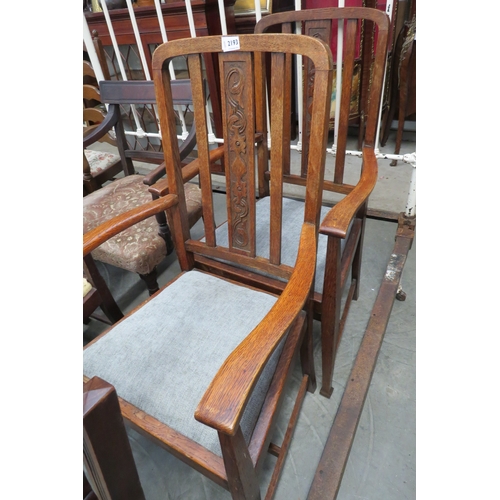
[195,222,317,436]
[148,146,225,197]
[319,146,378,239]
[143,163,168,187]
[84,194,178,257]
[83,104,120,149]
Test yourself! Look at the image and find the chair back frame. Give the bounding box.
[152,34,333,279]
[255,7,390,195]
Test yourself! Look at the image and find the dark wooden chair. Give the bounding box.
[202,7,388,397]
[83,253,123,326]
[380,15,416,165]
[84,376,145,500]
[83,80,203,295]
[84,33,333,499]
[83,83,125,195]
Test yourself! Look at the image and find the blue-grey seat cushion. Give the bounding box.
[213,197,351,294]
[83,270,283,457]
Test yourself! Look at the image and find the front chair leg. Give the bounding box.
[138,268,160,296]
[219,428,261,500]
[319,237,342,398]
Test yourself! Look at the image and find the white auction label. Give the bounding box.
[222,36,241,52]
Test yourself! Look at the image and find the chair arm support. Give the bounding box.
[83,194,178,257]
[83,104,120,149]
[194,222,317,436]
[319,147,378,238]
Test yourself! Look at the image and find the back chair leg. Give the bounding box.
[300,300,317,393]
[352,211,367,301]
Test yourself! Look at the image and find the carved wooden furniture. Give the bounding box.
[83,79,202,295]
[83,33,332,499]
[84,376,145,500]
[380,15,415,165]
[208,7,388,398]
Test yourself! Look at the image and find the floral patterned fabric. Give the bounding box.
[84,149,121,175]
[83,175,202,275]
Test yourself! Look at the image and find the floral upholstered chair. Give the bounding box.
[83,79,202,295]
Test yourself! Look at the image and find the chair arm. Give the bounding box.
[194,222,317,436]
[147,146,225,197]
[319,146,378,238]
[83,104,120,149]
[142,163,168,187]
[178,119,197,161]
[142,118,200,188]
[84,194,178,257]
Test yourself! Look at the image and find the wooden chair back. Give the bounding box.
[255,7,389,197]
[152,34,333,279]
[97,79,197,168]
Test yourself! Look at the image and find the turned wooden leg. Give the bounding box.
[139,268,160,296]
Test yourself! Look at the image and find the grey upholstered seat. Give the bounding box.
[83,270,283,457]
[213,197,352,293]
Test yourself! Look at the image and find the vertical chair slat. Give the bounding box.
[269,52,287,266]
[153,60,193,270]
[254,49,269,198]
[281,22,293,177]
[188,53,217,247]
[219,51,257,257]
[334,18,358,184]
[301,19,333,178]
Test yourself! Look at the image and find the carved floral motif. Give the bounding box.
[225,65,250,250]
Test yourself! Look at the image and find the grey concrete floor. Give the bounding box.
[84,126,416,499]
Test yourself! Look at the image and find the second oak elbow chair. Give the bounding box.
[190,7,390,397]
[255,7,390,397]
[84,33,333,500]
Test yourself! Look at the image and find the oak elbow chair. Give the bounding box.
[191,8,389,397]
[83,80,203,295]
[241,7,389,397]
[84,33,333,499]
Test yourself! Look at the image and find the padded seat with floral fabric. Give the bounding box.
[83,174,202,294]
[84,149,121,178]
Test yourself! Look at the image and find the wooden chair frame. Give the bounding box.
[84,33,333,500]
[83,79,200,294]
[181,7,389,397]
